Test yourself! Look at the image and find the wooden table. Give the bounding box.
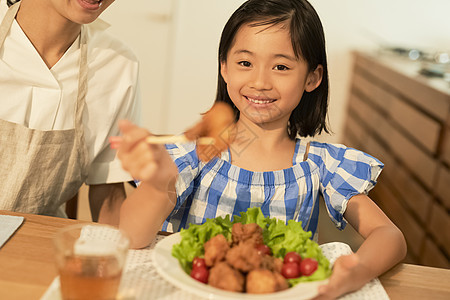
[1,211,449,300]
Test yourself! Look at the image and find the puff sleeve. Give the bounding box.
[308,142,384,230]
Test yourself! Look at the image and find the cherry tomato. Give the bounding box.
[256,244,272,256]
[283,251,302,264]
[299,258,318,276]
[281,262,301,279]
[190,266,209,284]
[192,257,207,270]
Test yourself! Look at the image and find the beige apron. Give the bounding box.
[0,1,89,217]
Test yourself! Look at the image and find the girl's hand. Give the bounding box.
[313,254,366,300]
[117,120,178,190]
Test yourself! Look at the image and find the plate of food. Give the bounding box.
[152,208,331,299]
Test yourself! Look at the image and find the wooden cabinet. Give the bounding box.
[343,51,450,268]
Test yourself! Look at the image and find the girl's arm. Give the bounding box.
[117,120,178,248]
[315,194,407,299]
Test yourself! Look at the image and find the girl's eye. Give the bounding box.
[275,65,289,71]
[238,61,251,67]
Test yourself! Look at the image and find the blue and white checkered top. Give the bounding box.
[160,139,383,239]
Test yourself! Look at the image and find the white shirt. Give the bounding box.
[0,5,141,184]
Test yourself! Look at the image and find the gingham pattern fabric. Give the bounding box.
[160,139,383,238]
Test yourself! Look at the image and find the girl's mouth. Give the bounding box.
[245,96,276,105]
[77,0,103,10]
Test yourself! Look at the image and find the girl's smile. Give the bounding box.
[245,94,276,105]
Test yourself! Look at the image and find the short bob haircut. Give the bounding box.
[215,0,330,139]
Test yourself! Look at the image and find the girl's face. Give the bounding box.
[49,0,115,24]
[221,22,322,129]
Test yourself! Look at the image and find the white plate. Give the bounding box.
[152,233,328,300]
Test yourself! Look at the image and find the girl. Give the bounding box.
[117,0,406,298]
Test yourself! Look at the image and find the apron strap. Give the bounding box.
[75,26,88,130]
[0,1,19,47]
[74,26,89,164]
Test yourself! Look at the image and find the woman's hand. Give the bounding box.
[313,254,367,300]
[117,120,178,191]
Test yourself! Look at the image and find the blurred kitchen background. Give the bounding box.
[76,0,450,269]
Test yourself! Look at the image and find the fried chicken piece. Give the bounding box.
[246,269,289,294]
[184,102,236,162]
[231,223,264,246]
[208,262,244,292]
[260,255,283,273]
[203,234,230,267]
[274,272,289,291]
[225,241,262,273]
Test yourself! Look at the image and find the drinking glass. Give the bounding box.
[53,223,130,300]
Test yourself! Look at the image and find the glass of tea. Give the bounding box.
[53,223,130,300]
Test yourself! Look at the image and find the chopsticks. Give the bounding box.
[109,135,215,149]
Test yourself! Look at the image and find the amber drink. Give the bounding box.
[54,224,130,300]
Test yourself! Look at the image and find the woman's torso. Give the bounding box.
[0,3,140,215]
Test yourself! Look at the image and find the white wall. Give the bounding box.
[101,0,176,133]
[102,0,450,141]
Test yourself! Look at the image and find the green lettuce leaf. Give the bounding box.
[233,207,273,229]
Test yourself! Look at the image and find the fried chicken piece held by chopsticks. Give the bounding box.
[110,102,236,162]
[184,102,236,162]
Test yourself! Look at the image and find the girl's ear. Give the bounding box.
[305,65,323,92]
[220,61,229,84]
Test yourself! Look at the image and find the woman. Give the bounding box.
[0,0,141,224]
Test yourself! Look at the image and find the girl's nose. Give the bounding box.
[249,69,272,90]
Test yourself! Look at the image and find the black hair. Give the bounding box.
[215,0,330,138]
